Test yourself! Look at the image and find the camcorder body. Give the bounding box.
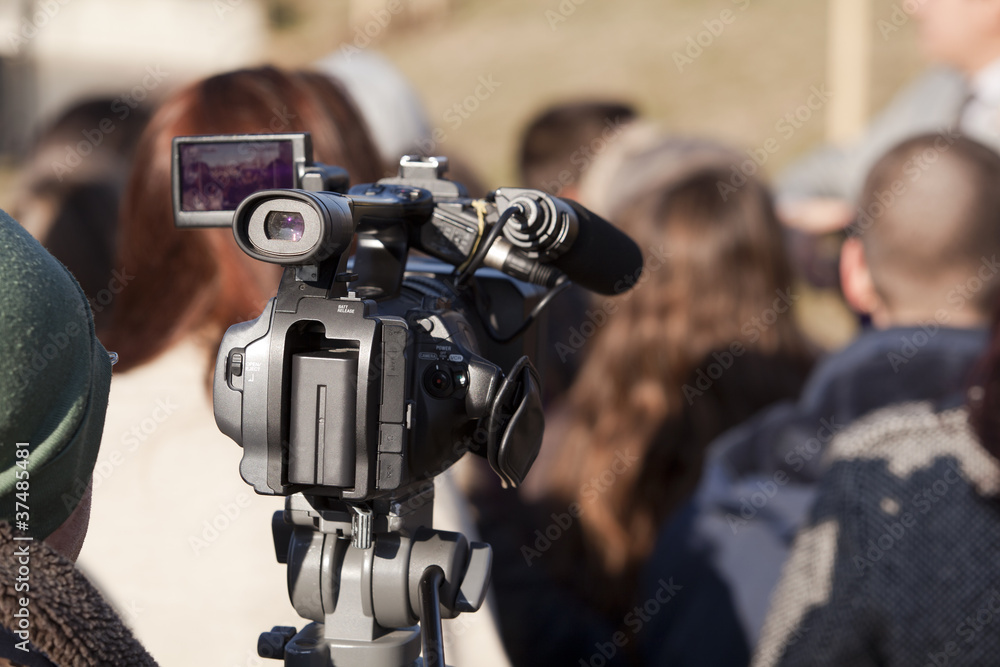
[212,251,542,502]
[170,132,643,664]
[173,134,559,502]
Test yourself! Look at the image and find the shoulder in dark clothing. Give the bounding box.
[636,327,987,667]
[756,402,1000,667]
[716,325,988,484]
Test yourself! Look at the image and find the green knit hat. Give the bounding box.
[0,208,112,540]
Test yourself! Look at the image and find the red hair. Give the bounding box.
[102,67,382,373]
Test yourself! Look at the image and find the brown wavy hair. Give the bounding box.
[102,66,382,373]
[545,166,813,616]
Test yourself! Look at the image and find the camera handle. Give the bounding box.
[257,491,492,667]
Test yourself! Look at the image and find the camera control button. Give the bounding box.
[231,352,244,377]
[379,423,404,454]
[424,364,453,398]
[380,323,407,423]
[377,452,403,489]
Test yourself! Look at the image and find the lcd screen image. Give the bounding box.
[180,140,295,212]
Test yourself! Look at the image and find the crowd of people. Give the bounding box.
[4,2,1000,666]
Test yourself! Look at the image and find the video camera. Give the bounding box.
[172,132,643,666]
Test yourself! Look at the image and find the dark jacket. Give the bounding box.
[635,325,988,666]
[0,523,156,666]
[753,401,1000,666]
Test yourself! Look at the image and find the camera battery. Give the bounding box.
[288,349,358,488]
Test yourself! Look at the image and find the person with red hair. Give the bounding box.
[101,66,382,371]
[73,65,510,667]
[80,67,383,666]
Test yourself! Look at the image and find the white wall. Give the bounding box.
[1,0,268,153]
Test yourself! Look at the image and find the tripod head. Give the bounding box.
[258,490,490,667]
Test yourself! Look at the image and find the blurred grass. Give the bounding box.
[265,0,925,188]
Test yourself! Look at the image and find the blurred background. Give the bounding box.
[0,0,922,203]
[4,4,987,665]
[0,0,929,349]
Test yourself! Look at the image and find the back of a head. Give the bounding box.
[547,158,811,600]
[608,166,808,391]
[518,101,636,195]
[314,50,432,167]
[104,66,383,373]
[564,134,810,433]
[14,98,152,327]
[577,125,742,221]
[857,134,1000,323]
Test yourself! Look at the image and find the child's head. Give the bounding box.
[846,134,1000,328]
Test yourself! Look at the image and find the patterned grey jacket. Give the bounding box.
[753,401,1000,667]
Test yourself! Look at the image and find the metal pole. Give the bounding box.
[826,0,872,143]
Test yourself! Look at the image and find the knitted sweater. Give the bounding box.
[753,401,1000,667]
[0,523,156,666]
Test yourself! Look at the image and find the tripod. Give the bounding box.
[257,487,492,667]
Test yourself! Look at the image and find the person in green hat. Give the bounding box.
[0,208,156,665]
